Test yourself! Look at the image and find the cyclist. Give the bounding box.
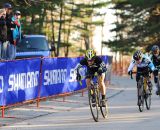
[149,45,160,95]
[75,49,107,107]
[128,50,156,101]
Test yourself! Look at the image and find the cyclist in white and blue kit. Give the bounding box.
[128,50,156,95]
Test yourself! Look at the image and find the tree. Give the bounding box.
[1,0,110,57]
[103,0,160,54]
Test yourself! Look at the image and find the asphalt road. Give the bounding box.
[1,75,160,130]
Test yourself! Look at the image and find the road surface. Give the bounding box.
[1,75,160,130]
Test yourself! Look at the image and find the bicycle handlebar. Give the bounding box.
[130,71,136,79]
[77,73,98,86]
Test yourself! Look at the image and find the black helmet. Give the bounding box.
[133,50,142,61]
[151,45,159,55]
[3,3,12,9]
[15,10,21,15]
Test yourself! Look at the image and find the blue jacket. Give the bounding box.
[11,16,21,42]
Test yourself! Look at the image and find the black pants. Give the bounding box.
[153,69,158,83]
[136,67,151,83]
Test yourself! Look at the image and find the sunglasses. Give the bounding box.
[87,59,94,62]
[135,58,142,62]
[16,14,21,16]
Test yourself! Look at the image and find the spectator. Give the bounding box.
[12,11,22,43]
[0,9,7,60]
[8,10,22,59]
[1,3,13,60]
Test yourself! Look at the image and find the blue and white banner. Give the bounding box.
[0,56,111,106]
[0,58,41,106]
[0,62,7,106]
[40,57,86,97]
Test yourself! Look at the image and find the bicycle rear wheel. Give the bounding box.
[88,88,99,122]
[100,98,109,118]
[137,80,144,112]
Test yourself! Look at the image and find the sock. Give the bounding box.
[102,95,105,100]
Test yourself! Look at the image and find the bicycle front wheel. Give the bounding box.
[100,98,109,118]
[88,88,99,122]
[137,80,144,112]
[145,92,151,110]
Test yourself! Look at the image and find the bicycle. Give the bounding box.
[87,73,109,122]
[155,66,160,96]
[130,71,152,112]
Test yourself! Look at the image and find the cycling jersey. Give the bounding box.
[76,56,107,78]
[149,54,160,87]
[128,54,155,72]
[149,54,160,67]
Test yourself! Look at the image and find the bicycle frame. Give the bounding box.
[143,76,148,93]
[137,71,150,94]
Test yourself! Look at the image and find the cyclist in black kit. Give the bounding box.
[149,45,160,95]
[75,49,107,107]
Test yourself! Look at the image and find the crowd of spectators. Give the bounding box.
[0,3,22,60]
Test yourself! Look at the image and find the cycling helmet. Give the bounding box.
[3,3,12,9]
[151,45,159,55]
[15,10,21,15]
[133,50,142,61]
[85,49,96,60]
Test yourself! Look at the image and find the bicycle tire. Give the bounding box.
[144,78,151,110]
[88,87,99,122]
[145,93,151,110]
[100,98,109,118]
[96,87,109,119]
[137,79,144,112]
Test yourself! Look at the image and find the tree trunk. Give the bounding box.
[65,0,74,57]
[51,6,56,57]
[57,3,63,57]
